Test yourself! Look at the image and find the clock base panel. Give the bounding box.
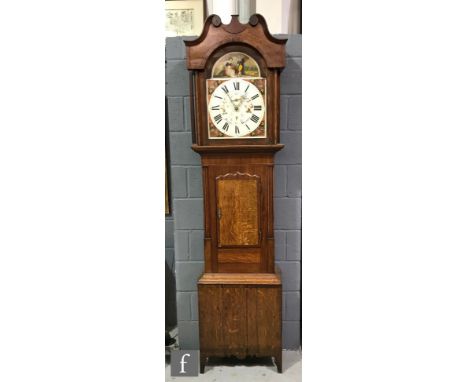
[198,270,282,373]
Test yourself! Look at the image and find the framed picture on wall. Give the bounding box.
[165,0,205,37]
[165,162,170,215]
[165,97,171,216]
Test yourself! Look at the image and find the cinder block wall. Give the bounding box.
[165,35,301,350]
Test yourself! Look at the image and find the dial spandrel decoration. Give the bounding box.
[207,77,266,139]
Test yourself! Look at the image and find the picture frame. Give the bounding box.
[165,97,171,216]
[165,0,205,37]
[165,162,170,215]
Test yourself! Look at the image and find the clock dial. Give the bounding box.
[207,78,266,139]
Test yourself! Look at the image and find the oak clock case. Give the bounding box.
[184,14,287,373]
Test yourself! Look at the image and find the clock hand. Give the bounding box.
[224,89,243,112]
[225,92,237,109]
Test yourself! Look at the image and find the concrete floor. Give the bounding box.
[165,350,301,381]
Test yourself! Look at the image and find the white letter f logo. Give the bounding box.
[180,353,191,374]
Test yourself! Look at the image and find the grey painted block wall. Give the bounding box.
[166,35,302,350]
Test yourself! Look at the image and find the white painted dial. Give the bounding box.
[208,78,265,138]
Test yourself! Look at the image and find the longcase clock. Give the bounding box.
[184,14,287,373]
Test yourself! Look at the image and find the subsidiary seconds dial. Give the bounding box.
[208,78,265,138]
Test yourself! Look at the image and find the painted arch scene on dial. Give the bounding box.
[207,52,266,139]
[211,52,261,78]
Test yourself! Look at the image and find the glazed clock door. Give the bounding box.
[203,49,272,145]
[211,167,269,273]
[207,77,267,139]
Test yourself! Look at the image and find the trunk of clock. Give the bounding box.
[198,270,282,373]
[195,149,283,373]
[196,150,279,273]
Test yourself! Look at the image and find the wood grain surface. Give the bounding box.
[198,270,281,285]
[217,177,259,246]
[198,276,282,372]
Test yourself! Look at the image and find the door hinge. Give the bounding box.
[217,208,222,219]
